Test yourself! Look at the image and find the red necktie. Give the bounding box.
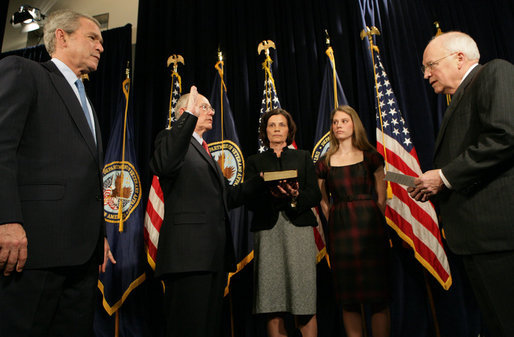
[202,140,210,155]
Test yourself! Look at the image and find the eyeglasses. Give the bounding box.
[421,52,457,74]
[199,104,215,113]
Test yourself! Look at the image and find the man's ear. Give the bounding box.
[456,52,465,69]
[55,28,67,46]
[176,107,185,119]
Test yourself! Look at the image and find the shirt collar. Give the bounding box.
[459,63,479,86]
[266,144,291,154]
[51,58,81,87]
[192,132,203,145]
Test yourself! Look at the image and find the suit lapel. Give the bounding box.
[42,61,99,161]
[192,140,225,186]
[434,65,481,155]
[91,104,103,171]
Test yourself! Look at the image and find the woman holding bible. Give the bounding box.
[315,105,391,337]
[245,108,321,337]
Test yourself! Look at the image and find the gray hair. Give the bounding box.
[43,9,100,56]
[174,93,190,119]
[176,94,189,111]
[433,31,480,61]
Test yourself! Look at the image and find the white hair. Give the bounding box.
[432,31,480,61]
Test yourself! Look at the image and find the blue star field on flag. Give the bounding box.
[258,77,281,153]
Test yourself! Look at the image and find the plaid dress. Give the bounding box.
[316,150,390,305]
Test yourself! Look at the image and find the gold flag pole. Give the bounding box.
[258,40,277,111]
[166,54,184,129]
[117,62,131,232]
[433,22,452,106]
[324,30,339,109]
[215,49,233,337]
[360,26,393,199]
[214,49,227,169]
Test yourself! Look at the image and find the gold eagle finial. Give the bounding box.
[166,54,185,72]
[257,40,276,56]
[359,26,380,40]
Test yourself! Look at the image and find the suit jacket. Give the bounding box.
[0,56,105,269]
[150,112,258,278]
[434,59,514,255]
[245,147,321,232]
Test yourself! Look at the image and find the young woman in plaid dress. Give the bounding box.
[316,106,391,337]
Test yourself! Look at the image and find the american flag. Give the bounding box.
[167,78,181,127]
[373,53,451,289]
[143,73,182,269]
[258,62,281,153]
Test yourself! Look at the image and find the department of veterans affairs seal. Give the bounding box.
[311,131,331,163]
[103,161,141,222]
[207,140,244,185]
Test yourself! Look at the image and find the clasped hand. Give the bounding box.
[270,180,299,199]
[408,169,444,202]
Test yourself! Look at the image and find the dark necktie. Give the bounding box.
[75,78,95,141]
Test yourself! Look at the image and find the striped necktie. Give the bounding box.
[75,79,95,141]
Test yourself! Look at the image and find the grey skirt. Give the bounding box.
[253,212,317,315]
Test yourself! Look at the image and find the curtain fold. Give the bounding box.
[2,1,513,335]
[134,1,513,336]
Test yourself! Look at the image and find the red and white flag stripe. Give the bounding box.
[143,175,164,270]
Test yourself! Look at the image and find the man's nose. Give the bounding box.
[423,69,431,79]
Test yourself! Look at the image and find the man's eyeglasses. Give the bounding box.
[421,52,457,74]
[199,104,215,113]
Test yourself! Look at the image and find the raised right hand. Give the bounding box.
[186,86,199,116]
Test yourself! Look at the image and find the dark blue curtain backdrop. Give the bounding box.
[133,1,514,336]
[133,0,514,200]
[1,0,513,335]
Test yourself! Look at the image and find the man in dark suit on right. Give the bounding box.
[410,31,514,337]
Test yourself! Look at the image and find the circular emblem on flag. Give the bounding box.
[207,140,244,185]
[103,161,141,223]
[311,132,331,163]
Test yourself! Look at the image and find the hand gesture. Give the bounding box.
[186,86,199,116]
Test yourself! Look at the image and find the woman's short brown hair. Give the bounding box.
[259,108,297,148]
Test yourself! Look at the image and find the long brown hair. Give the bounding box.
[325,105,374,165]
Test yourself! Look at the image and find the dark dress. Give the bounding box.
[316,150,390,305]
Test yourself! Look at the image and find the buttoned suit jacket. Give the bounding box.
[150,112,255,278]
[0,56,105,269]
[434,59,514,255]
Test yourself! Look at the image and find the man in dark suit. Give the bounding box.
[150,86,261,337]
[0,9,114,337]
[410,31,514,337]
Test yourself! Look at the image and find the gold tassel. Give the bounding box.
[387,181,393,199]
